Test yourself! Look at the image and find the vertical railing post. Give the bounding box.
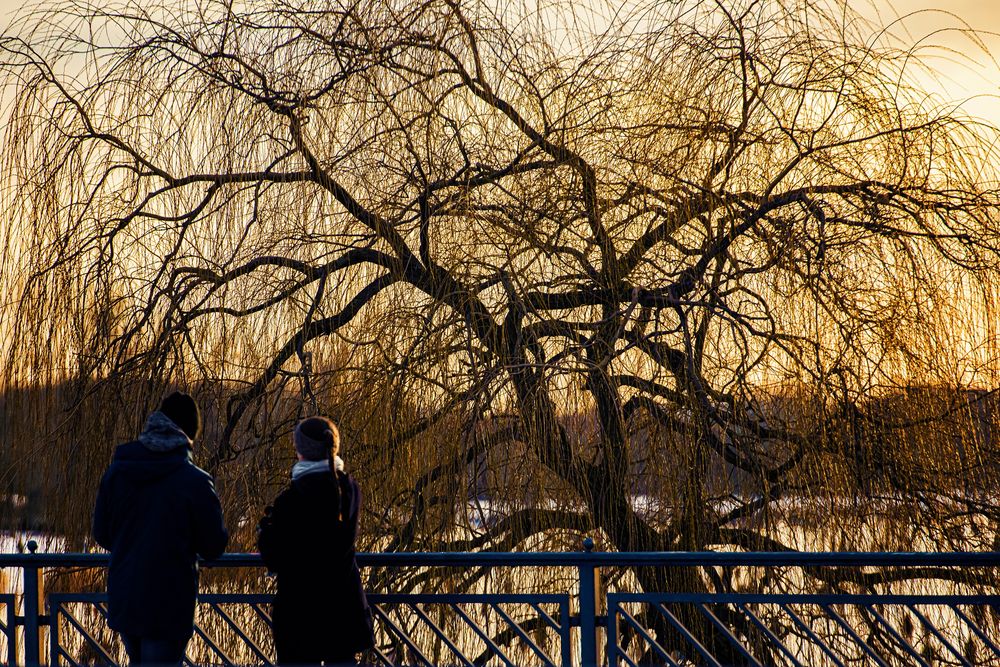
[22,541,43,667]
[578,537,597,667]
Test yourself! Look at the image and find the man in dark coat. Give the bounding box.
[258,416,375,665]
[93,391,228,666]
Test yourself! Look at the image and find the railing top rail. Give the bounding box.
[1,551,999,568]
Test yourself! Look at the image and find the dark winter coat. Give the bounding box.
[93,415,228,640]
[257,466,375,661]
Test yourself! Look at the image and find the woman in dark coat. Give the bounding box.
[258,416,375,665]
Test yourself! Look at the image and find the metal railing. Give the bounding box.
[1,541,998,666]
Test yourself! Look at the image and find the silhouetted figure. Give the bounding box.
[93,392,228,666]
[258,416,375,665]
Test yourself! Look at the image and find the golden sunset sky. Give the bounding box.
[1,0,997,125]
[864,0,1000,127]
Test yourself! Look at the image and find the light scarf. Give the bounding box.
[291,455,344,480]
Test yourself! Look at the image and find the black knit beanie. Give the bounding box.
[160,391,201,441]
[294,416,339,461]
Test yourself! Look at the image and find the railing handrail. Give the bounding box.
[2,550,1000,568]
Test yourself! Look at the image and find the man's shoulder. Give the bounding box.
[169,462,220,505]
[112,440,193,462]
[110,440,144,460]
[102,440,153,477]
[113,442,214,484]
[180,460,216,485]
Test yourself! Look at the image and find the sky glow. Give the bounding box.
[1,0,997,124]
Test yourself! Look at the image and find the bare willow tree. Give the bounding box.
[3,0,1000,660]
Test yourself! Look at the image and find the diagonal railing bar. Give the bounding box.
[48,634,73,667]
[48,600,117,666]
[369,604,436,667]
[85,597,126,667]
[530,598,572,667]
[0,596,16,667]
[77,599,119,665]
[603,606,627,667]
[371,593,572,667]
[406,603,475,667]
[692,603,763,667]
[0,597,13,634]
[735,603,804,667]
[190,615,238,666]
[192,595,273,664]
[49,613,112,665]
[652,602,725,667]
[860,603,930,666]
[205,602,271,664]
[530,602,562,633]
[368,642,395,667]
[950,604,1000,657]
[448,602,518,667]
[819,604,892,667]
[778,603,847,667]
[613,605,682,667]
[50,645,75,667]
[907,604,972,667]
[51,640,90,667]
[614,647,641,667]
[489,602,558,667]
[92,602,109,621]
[249,602,272,627]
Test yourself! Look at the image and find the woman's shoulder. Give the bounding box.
[289,469,345,495]
[337,468,360,485]
[271,480,306,510]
